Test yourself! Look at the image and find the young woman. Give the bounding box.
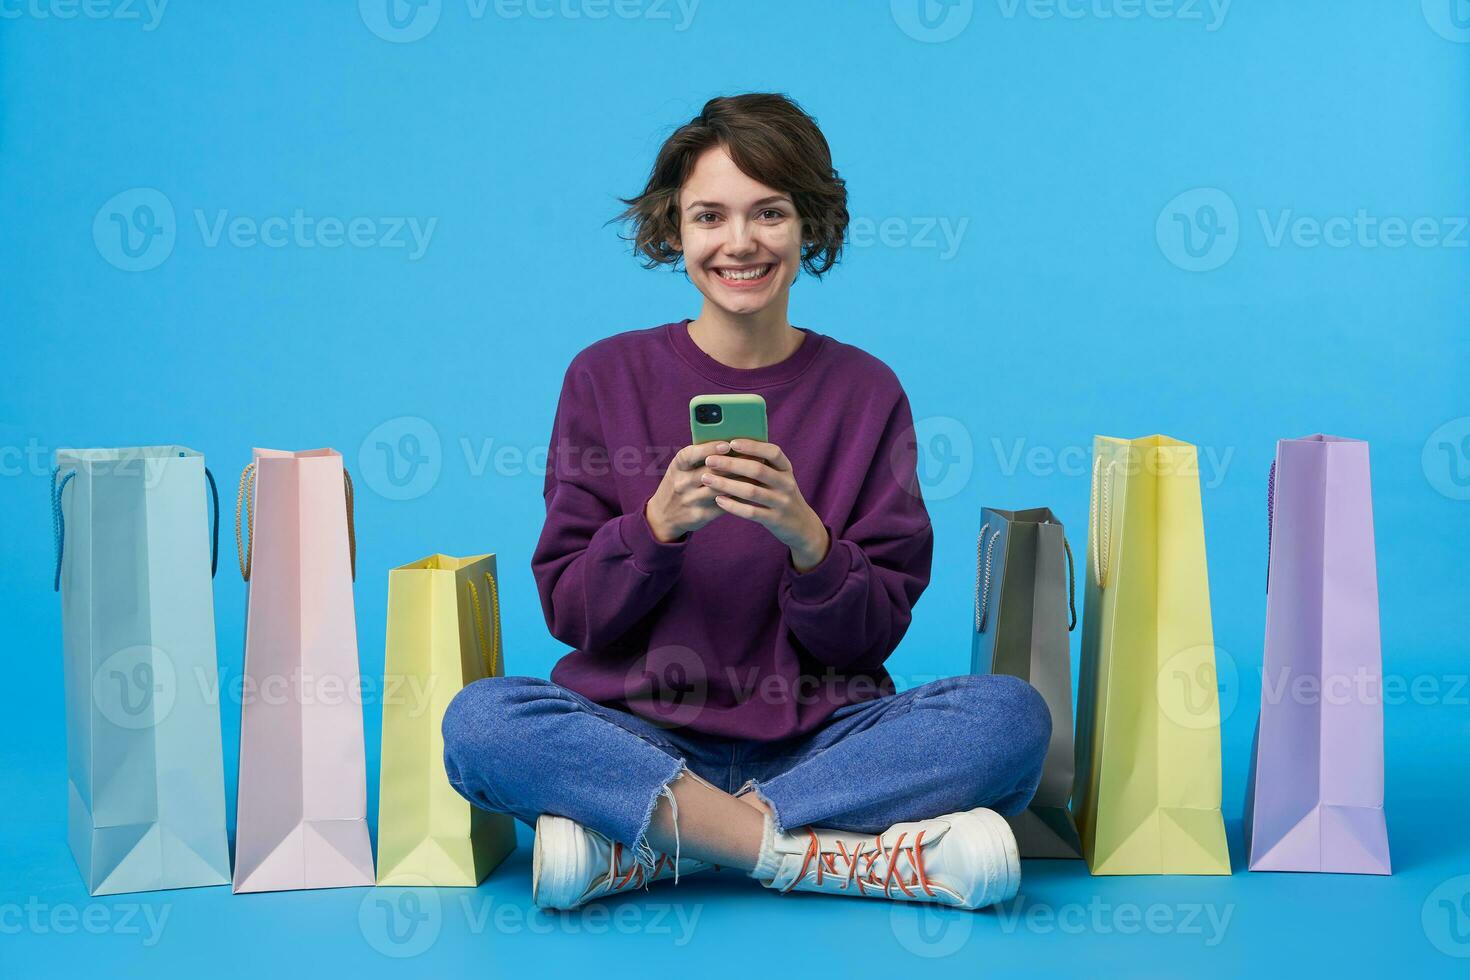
[442,93,1051,912]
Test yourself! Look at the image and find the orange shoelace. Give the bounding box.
[604,843,717,893]
[783,829,936,898]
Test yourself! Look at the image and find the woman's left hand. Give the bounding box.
[699,438,831,573]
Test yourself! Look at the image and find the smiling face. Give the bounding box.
[673,145,804,318]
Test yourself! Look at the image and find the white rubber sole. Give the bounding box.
[961,807,1022,908]
[532,813,588,910]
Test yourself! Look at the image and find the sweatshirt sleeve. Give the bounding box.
[776,386,933,671]
[530,356,689,653]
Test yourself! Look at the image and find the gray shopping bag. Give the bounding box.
[969,506,1082,858]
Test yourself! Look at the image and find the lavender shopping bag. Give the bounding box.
[1244,435,1390,874]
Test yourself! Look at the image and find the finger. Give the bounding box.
[713,493,771,524]
[676,440,732,471]
[700,471,776,506]
[705,453,783,487]
[729,438,791,471]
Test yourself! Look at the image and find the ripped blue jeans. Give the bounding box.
[441,673,1051,877]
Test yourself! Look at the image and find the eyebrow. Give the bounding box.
[683,195,792,212]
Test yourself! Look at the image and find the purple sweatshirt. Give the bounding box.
[531,318,933,741]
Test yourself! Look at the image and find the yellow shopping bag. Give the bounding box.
[376,553,517,886]
[1072,436,1230,875]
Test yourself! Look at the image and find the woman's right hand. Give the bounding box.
[644,440,734,542]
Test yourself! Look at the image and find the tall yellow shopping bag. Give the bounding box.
[376,553,517,885]
[1072,436,1230,875]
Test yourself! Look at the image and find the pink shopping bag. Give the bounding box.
[231,448,374,892]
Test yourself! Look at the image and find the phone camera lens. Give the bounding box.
[695,404,722,424]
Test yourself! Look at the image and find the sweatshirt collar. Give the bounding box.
[665,317,826,390]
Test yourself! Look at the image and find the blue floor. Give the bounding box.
[4,691,1465,978]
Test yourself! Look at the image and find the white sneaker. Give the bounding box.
[751,806,1020,910]
[532,813,716,910]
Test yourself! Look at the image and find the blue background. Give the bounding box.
[3,0,1469,975]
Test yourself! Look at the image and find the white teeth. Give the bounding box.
[716,265,771,281]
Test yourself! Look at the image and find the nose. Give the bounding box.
[723,218,757,257]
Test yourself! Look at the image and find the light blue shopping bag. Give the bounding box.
[52,447,232,895]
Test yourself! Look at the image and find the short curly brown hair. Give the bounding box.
[613,93,849,278]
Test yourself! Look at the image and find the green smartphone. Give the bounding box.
[690,393,768,450]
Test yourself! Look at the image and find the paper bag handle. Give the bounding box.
[204,465,220,578]
[1265,460,1276,593]
[1090,455,1118,589]
[51,466,76,592]
[343,468,356,582]
[973,523,1001,632]
[1062,537,1077,632]
[467,571,503,678]
[236,462,257,581]
[236,461,356,582]
[53,459,218,590]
